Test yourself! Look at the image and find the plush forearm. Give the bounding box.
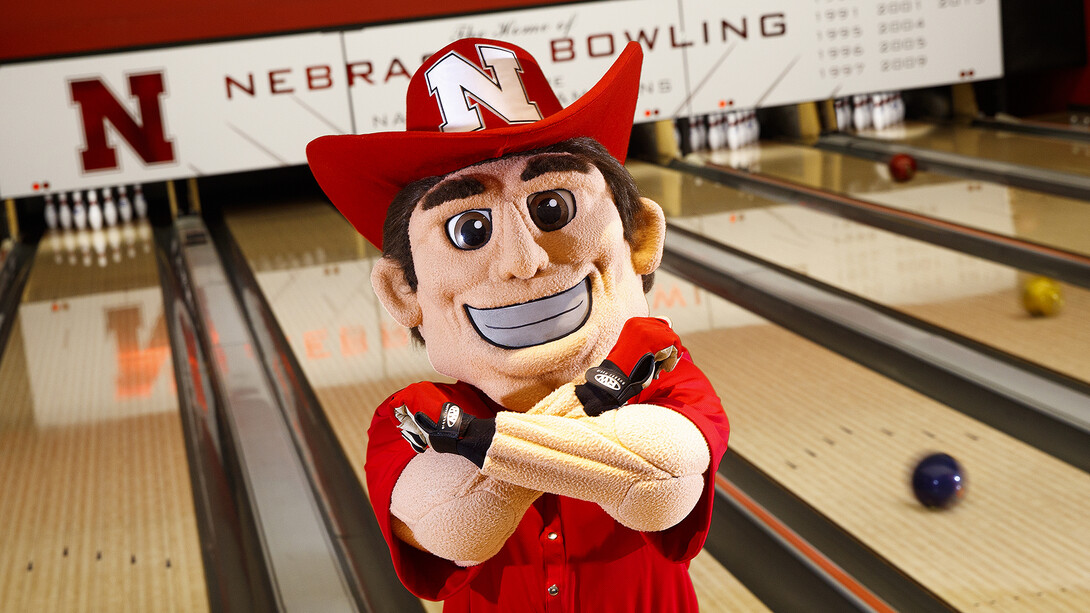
[389,450,541,566]
[482,398,710,532]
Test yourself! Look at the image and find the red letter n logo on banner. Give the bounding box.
[69,72,176,172]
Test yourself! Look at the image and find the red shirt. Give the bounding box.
[365,348,729,613]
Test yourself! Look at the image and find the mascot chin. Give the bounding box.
[307,38,729,613]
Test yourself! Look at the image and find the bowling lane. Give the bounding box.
[650,155,1090,387]
[694,141,1090,258]
[224,202,771,613]
[0,224,208,611]
[847,120,1090,179]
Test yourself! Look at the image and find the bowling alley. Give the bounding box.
[2,0,1090,611]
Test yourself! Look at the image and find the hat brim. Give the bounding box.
[306,42,643,249]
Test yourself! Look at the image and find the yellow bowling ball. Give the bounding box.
[1022,277,1064,317]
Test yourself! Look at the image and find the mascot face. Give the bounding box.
[373,151,665,410]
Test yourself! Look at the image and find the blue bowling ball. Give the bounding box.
[912,452,966,509]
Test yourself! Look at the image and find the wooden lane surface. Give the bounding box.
[682,313,1090,611]
[0,229,207,611]
[224,205,771,613]
[633,159,1090,387]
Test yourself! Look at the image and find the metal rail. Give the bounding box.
[174,216,360,612]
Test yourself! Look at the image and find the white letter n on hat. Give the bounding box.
[425,44,543,133]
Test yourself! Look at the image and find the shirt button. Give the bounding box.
[547,584,559,596]
[547,532,558,540]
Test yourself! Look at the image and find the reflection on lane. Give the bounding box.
[695,142,1090,258]
[224,201,770,612]
[632,161,1090,386]
[0,223,208,612]
[630,162,1090,609]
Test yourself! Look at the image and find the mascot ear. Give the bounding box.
[629,197,666,275]
[372,257,423,328]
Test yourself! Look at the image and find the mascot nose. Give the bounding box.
[493,216,549,281]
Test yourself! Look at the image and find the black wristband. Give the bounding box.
[457,417,496,468]
[574,382,619,416]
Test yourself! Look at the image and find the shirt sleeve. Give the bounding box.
[634,348,730,562]
[364,382,486,601]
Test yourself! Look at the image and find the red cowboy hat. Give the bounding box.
[306,38,643,249]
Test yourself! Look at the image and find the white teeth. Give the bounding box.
[465,277,591,349]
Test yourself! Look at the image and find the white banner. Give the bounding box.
[0,0,1002,199]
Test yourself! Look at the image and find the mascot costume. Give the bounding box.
[307,38,729,612]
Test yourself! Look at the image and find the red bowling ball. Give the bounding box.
[889,153,918,182]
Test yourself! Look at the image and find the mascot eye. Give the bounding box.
[527,189,576,232]
[446,209,492,250]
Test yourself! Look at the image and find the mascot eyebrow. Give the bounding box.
[422,177,487,210]
[422,153,595,211]
[520,153,593,181]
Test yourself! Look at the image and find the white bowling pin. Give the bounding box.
[750,111,760,145]
[133,185,147,219]
[852,96,867,130]
[73,191,87,230]
[58,193,72,230]
[726,112,740,150]
[88,189,103,231]
[102,187,118,227]
[707,114,723,150]
[118,185,133,223]
[44,193,58,230]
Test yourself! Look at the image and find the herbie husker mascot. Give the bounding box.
[307,38,729,612]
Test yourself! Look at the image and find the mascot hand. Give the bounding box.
[574,317,681,416]
[394,402,495,468]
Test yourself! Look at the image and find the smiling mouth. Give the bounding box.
[464,277,592,349]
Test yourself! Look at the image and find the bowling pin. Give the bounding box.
[133,184,147,219]
[117,185,133,223]
[707,114,723,150]
[102,187,118,227]
[58,192,72,230]
[852,95,867,131]
[73,191,87,230]
[88,189,103,231]
[44,193,58,230]
[726,112,740,150]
